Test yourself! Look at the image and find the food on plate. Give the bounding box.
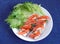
[5,2,50,39]
[18,14,49,39]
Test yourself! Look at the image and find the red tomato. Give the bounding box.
[28,14,39,20]
[29,34,35,39]
[25,14,39,25]
[33,24,44,32]
[37,16,49,20]
[18,29,29,35]
[21,24,31,29]
[18,31,26,35]
[25,19,36,25]
[34,31,40,36]
[36,20,46,25]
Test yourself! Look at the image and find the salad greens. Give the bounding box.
[5,2,44,28]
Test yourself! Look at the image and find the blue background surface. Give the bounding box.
[0,0,60,44]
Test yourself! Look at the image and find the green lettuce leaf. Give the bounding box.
[5,2,44,29]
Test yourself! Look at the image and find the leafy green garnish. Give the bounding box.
[5,2,44,28]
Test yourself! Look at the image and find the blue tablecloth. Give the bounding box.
[0,0,60,44]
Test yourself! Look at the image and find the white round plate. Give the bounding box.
[12,6,53,42]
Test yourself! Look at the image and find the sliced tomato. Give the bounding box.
[33,24,44,32]
[29,31,40,39]
[18,31,26,35]
[37,16,49,20]
[36,20,46,25]
[29,34,35,39]
[18,29,29,35]
[25,14,39,25]
[28,14,39,20]
[34,31,40,36]
[33,26,39,31]
[25,19,36,25]
[21,24,31,29]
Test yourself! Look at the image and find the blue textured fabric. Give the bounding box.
[0,0,60,44]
